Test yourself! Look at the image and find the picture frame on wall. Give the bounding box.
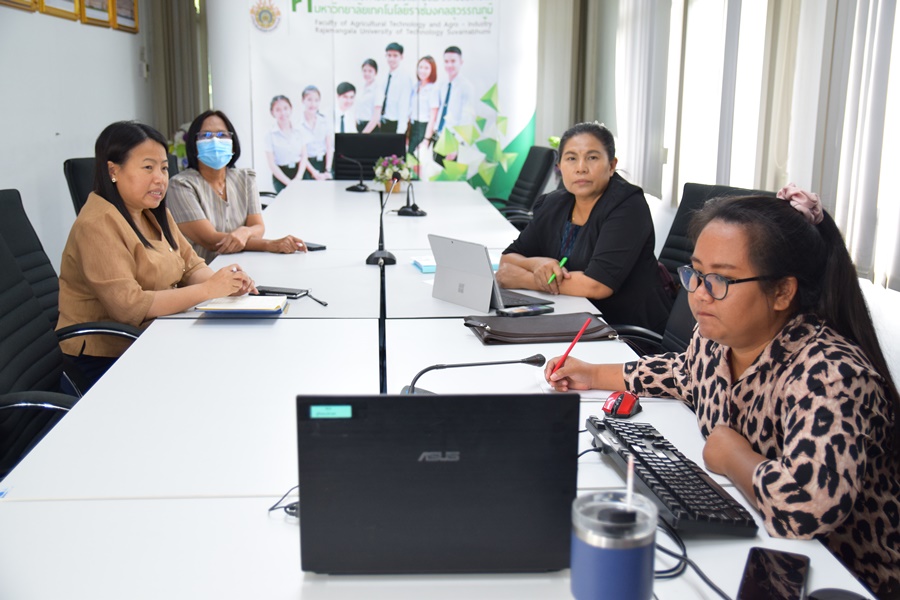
[112,0,138,33]
[80,0,110,26]
[39,0,78,19]
[1,0,37,12]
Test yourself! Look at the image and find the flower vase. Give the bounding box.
[384,180,404,193]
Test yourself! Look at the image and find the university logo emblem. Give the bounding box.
[250,0,282,32]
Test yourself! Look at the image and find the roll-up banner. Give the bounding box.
[245,0,538,198]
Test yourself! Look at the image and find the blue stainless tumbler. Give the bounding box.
[570,491,657,600]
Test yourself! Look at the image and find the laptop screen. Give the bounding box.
[296,393,580,574]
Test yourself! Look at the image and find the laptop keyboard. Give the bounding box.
[586,416,758,537]
[499,289,554,307]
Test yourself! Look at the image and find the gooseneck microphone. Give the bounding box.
[397,182,426,217]
[401,354,546,394]
[365,171,400,265]
[340,154,369,192]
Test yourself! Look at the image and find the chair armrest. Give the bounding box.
[260,191,277,198]
[0,390,78,411]
[609,324,664,357]
[56,322,142,343]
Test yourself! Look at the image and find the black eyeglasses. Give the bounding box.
[196,131,234,141]
[677,265,777,300]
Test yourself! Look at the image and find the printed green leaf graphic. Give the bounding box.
[433,130,459,156]
[480,83,500,112]
[475,138,503,163]
[496,116,508,136]
[476,117,487,132]
[477,161,498,186]
[452,125,478,146]
[431,159,468,181]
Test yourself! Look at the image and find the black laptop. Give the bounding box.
[295,393,580,574]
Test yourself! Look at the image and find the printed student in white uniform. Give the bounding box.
[334,82,356,135]
[358,59,384,134]
[433,46,475,166]
[378,41,414,135]
[298,85,334,180]
[264,95,308,193]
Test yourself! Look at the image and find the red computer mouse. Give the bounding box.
[602,391,642,418]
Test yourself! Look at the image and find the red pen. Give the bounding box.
[550,317,593,377]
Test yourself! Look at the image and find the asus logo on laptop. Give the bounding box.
[418,451,460,462]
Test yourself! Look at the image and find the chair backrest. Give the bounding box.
[63,157,95,215]
[0,235,65,396]
[660,287,695,353]
[658,183,775,283]
[0,189,59,327]
[505,146,556,211]
[167,153,180,177]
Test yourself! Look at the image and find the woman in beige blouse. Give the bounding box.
[57,121,256,390]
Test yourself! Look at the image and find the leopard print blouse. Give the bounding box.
[624,313,900,598]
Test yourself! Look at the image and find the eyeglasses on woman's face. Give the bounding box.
[677,265,777,300]
[196,131,234,141]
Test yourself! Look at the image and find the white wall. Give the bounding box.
[0,7,153,272]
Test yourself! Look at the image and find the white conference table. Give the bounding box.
[0,181,872,599]
[0,318,379,501]
[262,180,520,251]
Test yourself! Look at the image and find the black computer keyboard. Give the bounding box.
[499,289,554,307]
[586,416,759,537]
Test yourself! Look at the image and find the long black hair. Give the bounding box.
[93,121,178,250]
[184,110,241,171]
[691,195,900,456]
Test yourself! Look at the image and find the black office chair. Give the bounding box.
[63,157,94,215]
[614,287,695,357]
[658,183,775,284]
[65,154,181,215]
[0,189,60,327]
[487,146,556,230]
[0,187,142,366]
[0,234,129,479]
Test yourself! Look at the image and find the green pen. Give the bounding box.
[547,256,568,284]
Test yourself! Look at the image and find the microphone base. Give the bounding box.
[400,386,436,395]
[366,250,396,265]
[398,205,427,217]
[346,183,369,193]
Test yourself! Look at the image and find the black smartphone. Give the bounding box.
[255,286,308,299]
[495,305,554,317]
[305,242,326,251]
[737,547,810,600]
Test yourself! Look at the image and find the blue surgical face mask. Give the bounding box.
[197,138,233,170]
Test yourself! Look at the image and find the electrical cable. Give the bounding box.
[654,520,733,600]
[268,485,299,517]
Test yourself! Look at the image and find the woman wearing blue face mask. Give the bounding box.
[167,110,308,262]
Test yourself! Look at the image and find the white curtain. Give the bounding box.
[832,0,896,283]
[614,0,671,198]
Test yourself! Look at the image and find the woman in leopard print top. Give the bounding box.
[546,188,900,598]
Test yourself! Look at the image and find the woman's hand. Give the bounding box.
[544,355,595,391]
[266,235,306,254]
[531,257,569,294]
[702,425,765,508]
[204,264,252,298]
[313,171,332,181]
[215,227,254,254]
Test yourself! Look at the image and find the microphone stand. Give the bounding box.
[366,173,400,265]
[401,354,545,394]
[340,154,369,192]
[397,182,426,217]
